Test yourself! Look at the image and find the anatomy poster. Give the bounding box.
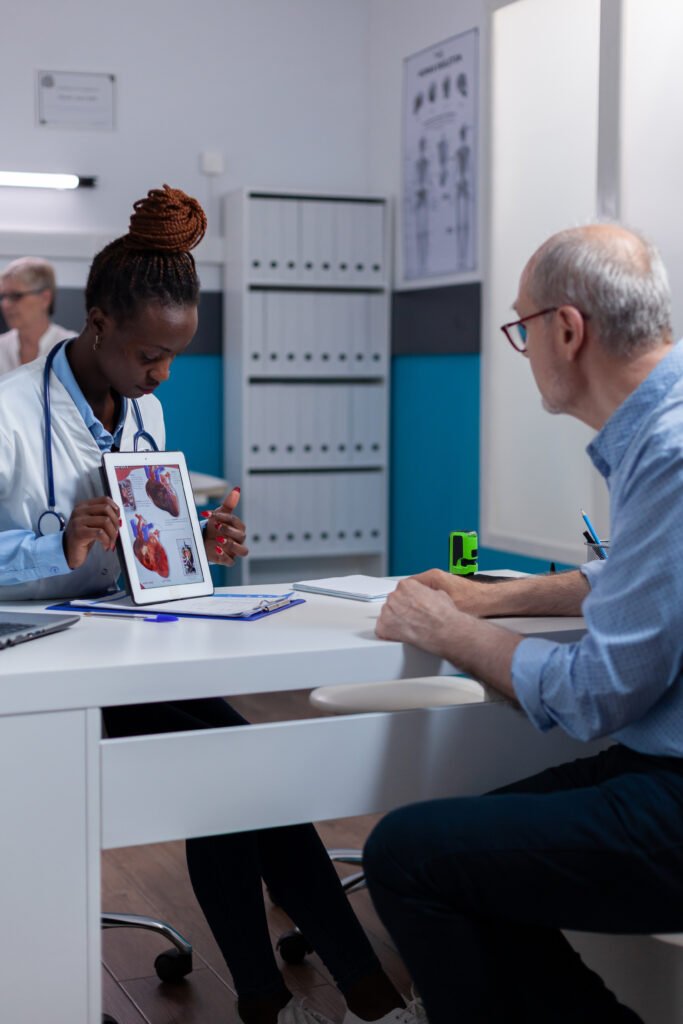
[402,29,478,281]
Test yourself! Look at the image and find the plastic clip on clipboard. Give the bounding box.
[47,592,306,622]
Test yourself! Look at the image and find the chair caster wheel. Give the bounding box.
[276,929,313,965]
[154,947,193,982]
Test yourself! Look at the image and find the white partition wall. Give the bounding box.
[482,0,607,564]
[621,0,683,339]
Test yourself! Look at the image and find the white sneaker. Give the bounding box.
[342,997,427,1024]
[278,997,335,1024]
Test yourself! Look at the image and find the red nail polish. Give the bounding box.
[218,536,227,544]
[201,510,212,518]
[234,486,241,493]
[215,545,223,555]
[118,519,122,526]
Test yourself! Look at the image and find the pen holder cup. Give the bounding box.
[585,540,610,561]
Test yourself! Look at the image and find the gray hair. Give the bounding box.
[1,256,56,316]
[526,226,672,357]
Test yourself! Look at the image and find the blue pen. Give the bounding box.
[84,611,179,623]
[580,509,608,560]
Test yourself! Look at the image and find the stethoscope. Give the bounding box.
[38,340,160,536]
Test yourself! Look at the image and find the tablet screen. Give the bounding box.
[115,463,205,588]
[102,450,214,604]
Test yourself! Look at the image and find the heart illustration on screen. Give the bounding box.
[131,514,170,578]
[145,466,180,517]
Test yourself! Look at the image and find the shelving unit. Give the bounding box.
[223,189,390,585]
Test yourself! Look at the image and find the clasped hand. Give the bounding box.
[375,576,464,657]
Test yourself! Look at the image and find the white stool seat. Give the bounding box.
[653,933,683,947]
[310,676,488,714]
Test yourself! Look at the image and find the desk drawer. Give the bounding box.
[100,704,601,849]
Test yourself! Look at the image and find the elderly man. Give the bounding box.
[365,225,683,1024]
[0,257,73,375]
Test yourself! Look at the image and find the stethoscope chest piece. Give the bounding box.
[37,509,66,535]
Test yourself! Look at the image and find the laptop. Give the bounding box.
[0,611,79,650]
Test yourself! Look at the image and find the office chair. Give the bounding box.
[101,911,193,1024]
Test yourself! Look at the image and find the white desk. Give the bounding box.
[0,587,590,1023]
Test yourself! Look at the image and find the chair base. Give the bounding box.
[102,912,193,983]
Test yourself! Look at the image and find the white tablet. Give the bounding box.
[101,450,214,605]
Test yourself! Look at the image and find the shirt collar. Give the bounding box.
[587,339,683,480]
[51,339,128,451]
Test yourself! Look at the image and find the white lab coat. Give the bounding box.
[0,323,73,377]
[0,355,165,602]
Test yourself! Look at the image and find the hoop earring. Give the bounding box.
[93,334,101,352]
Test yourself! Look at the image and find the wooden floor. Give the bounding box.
[101,691,412,1024]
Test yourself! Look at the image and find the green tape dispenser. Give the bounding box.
[449,530,478,575]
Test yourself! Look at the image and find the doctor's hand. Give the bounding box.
[375,577,464,658]
[63,497,121,570]
[202,486,249,567]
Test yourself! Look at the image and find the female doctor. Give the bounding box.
[0,186,418,1024]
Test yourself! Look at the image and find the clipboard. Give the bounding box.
[47,594,306,622]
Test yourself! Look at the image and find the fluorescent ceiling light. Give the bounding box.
[0,171,95,190]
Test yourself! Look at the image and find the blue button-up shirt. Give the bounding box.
[512,339,683,756]
[0,341,127,583]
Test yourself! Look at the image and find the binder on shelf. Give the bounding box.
[248,291,267,369]
[315,202,336,284]
[248,387,264,468]
[299,200,318,283]
[367,203,385,282]
[335,202,354,282]
[369,293,388,371]
[248,198,269,283]
[277,199,300,284]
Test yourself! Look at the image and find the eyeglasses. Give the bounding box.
[0,288,45,303]
[500,307,558,353]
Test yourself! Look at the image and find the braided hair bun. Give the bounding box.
[86,184,207,323]
[126,184,207,253]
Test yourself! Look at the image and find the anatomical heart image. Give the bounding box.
[145,465,180,517]
[131,514,170,578]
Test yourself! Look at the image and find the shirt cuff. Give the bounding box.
[33,531,72,577]
[579,559,604,588]
[511,636,562,732]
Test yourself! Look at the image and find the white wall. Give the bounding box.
[366,0,485,285]
[483,0,605,565]
[621,0,683,339]
[0,0,372,238]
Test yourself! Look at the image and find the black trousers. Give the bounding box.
[364,744,683,1024]
[104,698,380,1000]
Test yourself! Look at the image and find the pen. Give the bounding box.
[580,509,608,560]
[84,611,179,623]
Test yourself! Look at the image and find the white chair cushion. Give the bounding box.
[309,676,489,714]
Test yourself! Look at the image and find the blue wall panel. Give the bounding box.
[389,354,575,576]
[157,355,224,478]
[390,354,480,575]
